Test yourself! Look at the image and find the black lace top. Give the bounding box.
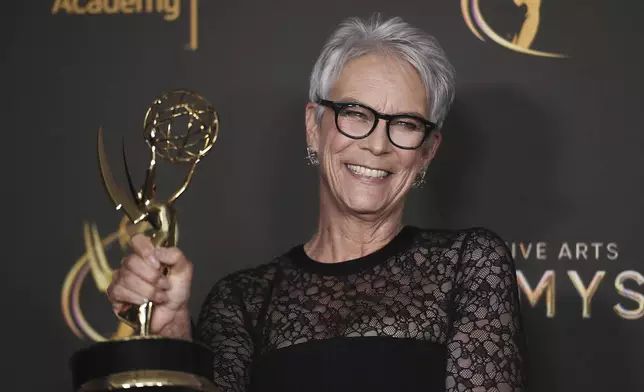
[195,226,527,392]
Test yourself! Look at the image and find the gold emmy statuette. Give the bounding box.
[69,89,221,392]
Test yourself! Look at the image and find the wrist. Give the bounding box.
[159,306,193,340]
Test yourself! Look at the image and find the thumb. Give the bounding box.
[154,247,192,274]
[130,233,159,268]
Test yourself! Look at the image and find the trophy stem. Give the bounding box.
[139,301,154,337]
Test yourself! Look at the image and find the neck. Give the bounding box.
[304,185,405,264]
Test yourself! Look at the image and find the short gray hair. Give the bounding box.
[309,15,456,129]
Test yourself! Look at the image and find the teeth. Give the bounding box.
[346,164,390,178]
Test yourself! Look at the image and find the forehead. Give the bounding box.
[329,53,428,115]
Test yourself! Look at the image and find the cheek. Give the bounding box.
[320,124,353,159]
[398,151,423,173]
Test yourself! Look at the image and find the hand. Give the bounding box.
[106,233,194,337]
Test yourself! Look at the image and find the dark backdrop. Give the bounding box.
[4,1,643,391]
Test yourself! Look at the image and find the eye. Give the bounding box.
[392,119,423,131]
[339,105,373,123]
[343,109,368,119]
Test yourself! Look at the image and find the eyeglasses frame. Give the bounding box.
[317,99,437,150]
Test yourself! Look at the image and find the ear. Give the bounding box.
[305,102,320,152]
[420,130,442,169]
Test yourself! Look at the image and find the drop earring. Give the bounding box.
[412,166,427,188]
[306,145,319,166]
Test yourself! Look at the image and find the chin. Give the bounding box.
[342,194,389,215]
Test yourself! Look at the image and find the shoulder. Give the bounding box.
[196,257,291,335]
[412,226,510,256]
[197,256,288,327]
[447,227,516,286]
[411,226,470,247]
[203,256,287,301]
[458,226,513,265]
[410,226,514,275]
[410,226,506,253]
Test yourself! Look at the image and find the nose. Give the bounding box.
[360,118,391,155]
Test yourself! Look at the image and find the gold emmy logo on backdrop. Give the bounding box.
[51,0,200,50]
[67,89,220,392]
[508,241,644,321]
[460,0,568,58]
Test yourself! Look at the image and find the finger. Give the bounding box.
[107,279,150,306]
[157,276,171,291]
[110,291,168,315]
[154,247,192,273]
[108,282,168,312]
[154,247,184,266]
[130,233,159,268]
[116,269,158,301]
[106,269,120,303]
[122,254,163,285]
[154,290,169,303]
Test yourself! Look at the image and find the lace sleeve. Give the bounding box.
[445,228,527,392]
[195,275,254,392]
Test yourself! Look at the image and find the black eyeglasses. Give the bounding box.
[317,99,436,150]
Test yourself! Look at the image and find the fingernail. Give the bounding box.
[147,255,160,268]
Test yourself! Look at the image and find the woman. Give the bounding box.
[107,15,527,392]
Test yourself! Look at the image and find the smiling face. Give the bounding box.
[306,53,441,219]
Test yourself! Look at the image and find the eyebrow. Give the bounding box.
[336,96,428,119]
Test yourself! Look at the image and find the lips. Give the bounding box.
[345,163,392,179]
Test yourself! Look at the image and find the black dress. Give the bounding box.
[194,226,527,392]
